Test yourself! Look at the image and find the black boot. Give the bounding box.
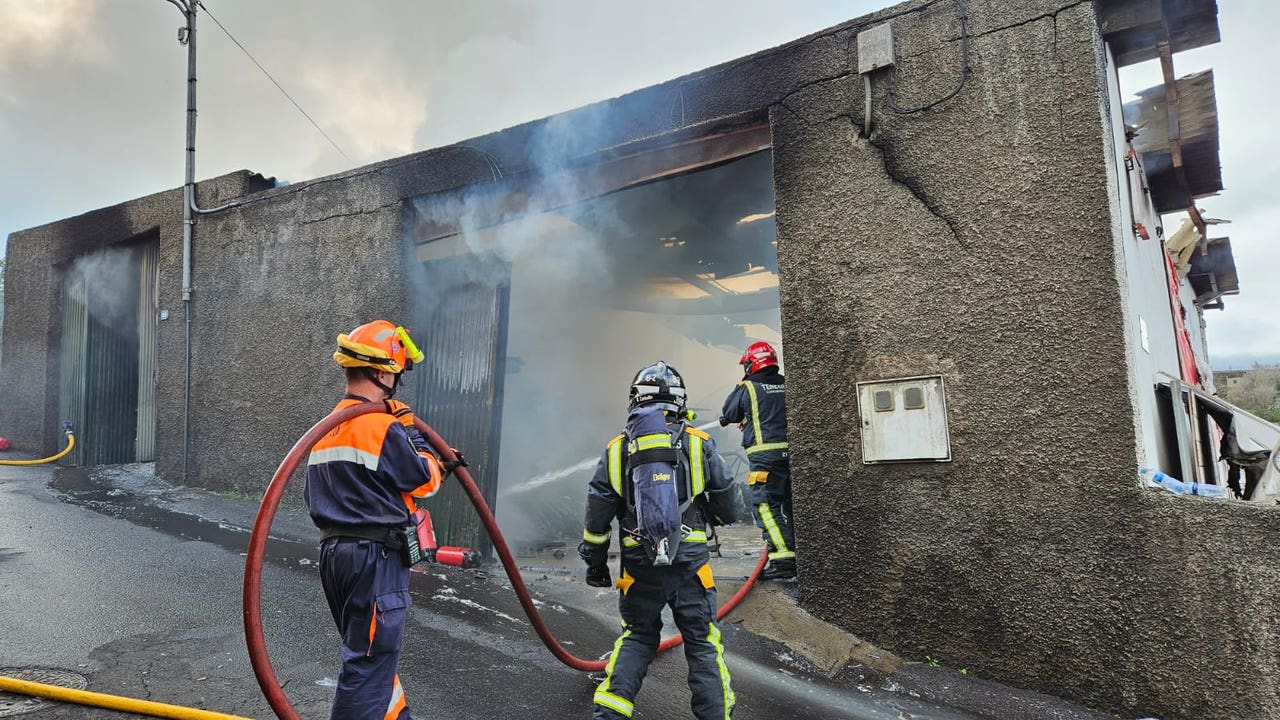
[760,559,796,581]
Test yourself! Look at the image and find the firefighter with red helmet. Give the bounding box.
[305,320,455,720]
[580,361,738,720]
[720,341,797,581]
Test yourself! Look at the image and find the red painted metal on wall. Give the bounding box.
[1163,250,1202,387]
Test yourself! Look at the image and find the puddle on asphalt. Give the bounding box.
[50,467,319,571]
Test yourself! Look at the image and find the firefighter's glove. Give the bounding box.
[585,565,612,588]
[442,449,468,475]
[578,541,611,587]
[578,541,605,566]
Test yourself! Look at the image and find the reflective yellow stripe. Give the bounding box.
[689,434,705,495]
[743,381,765,448]
[708,622,735,718]
[742,382,787,454]
[582,528,611,545]
[631,433,672,451]
[593,690,634,718]
[745,441,789,455]
[758,503,790,555]
[768,549,797,561]
[608,438,624,495]
[624,531,705,547]
[595,627,634,717]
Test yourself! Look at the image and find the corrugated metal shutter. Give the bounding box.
[82,277,140,466]
[58,245,144,466]
[135,240,159,461]
[58,275,89,465]
[412,267,510,556]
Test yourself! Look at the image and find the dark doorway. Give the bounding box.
[408,128,779,548]
[58,236,159,465]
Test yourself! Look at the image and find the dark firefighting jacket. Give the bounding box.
[582,421,737,565]
[720,368,789,456]
[304,395,444,531]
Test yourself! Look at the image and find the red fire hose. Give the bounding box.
[244,402,768,720]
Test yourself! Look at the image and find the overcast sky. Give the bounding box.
[1,0,1275,367]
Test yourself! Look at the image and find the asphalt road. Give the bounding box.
[0,461,1046,720]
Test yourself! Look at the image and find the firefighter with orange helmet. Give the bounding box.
[305,320,454,720]
[720,341,797,581]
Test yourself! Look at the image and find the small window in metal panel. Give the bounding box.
[903,386,925,409]
[874,389,894,412]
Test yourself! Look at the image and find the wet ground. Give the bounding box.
[0,460,1126,719]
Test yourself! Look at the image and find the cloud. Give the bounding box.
[0,0,103,67]
[297,60,429,162]
[0,0,105,104]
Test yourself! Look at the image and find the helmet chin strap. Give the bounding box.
[364,367,401,399]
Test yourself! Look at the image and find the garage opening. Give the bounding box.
[409,126,781,552]
[57,235,159,465]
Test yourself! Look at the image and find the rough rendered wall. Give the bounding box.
[0,172,268,456]
[153,161,497,491]
[772,2,1280,718]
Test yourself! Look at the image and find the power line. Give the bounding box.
[196,1,351,161]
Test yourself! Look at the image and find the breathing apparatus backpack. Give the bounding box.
[624,406,693,566]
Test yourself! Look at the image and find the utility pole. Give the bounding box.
[164,0,197,483]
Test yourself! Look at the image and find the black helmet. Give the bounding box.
[629,361,687,413]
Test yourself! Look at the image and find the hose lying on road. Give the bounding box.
[244,402,768,720]
[0,432,75,466]
[0,675,252,720]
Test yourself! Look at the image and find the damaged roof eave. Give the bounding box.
[1097,0,1221,68]
[1122,70,1222,214]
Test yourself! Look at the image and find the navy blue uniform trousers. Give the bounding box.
[747,452,796,562]
[319,538,413,720]
[593,558,734,719]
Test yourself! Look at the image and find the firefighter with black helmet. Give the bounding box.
[305,320,457,720]
[720,341,797,581]
[579,361,738,720]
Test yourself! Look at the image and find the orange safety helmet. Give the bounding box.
[334,320,425,374]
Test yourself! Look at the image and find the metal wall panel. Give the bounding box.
[58,276,89,465]
[412,261,510,556]
[58,245,143,466]
[135,240,159,461]
[82,284,139,466]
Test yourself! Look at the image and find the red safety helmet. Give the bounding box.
[740,341,779,375]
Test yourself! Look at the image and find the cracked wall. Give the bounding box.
[772,2,1280,719]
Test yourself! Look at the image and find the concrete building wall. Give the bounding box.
[771,3,1280,719]
[0,171,270,456]
[4,1,1278,718]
